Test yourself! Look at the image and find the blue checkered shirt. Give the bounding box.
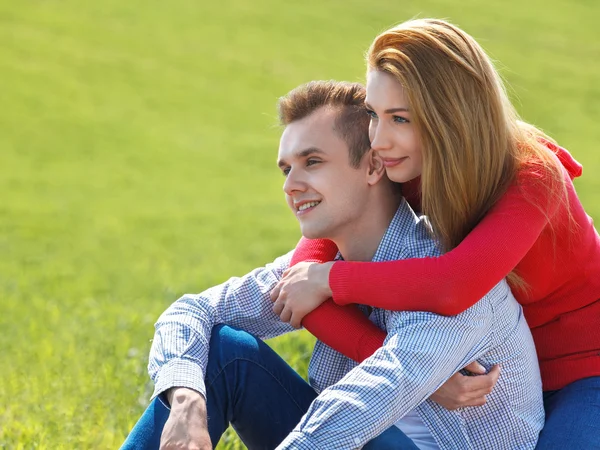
[149,199,544,449]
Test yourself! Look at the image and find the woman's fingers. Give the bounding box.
[272,297,285,316]
[270,281,282,302]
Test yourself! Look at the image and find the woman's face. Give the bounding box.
[365,70,423,183]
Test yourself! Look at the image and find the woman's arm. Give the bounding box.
[330,173,561,313]
[290,237,386,363]
[287,239,502,408]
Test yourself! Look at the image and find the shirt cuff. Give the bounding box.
[276,431,317,449]
[151,358,207,401]
[276,431,362,450]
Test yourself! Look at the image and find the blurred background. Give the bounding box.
[1,0,598,448]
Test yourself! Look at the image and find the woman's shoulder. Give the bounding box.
[540,140,583,180]
[517,141,582,183]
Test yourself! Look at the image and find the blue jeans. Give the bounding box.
[536,376,600,449]
[121,325,417,449]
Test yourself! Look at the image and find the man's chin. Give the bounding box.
[299,226,329,241]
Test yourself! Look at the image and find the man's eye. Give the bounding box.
[282,167,290,176]
[306,159,321,167]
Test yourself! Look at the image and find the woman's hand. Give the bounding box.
[270,261,335,328]
[430,362,501,410]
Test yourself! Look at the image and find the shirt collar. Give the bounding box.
[373,197,431,262]
[334,198,427,263]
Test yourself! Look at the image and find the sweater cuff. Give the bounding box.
[329,261,355,306]
[151,358,206,401]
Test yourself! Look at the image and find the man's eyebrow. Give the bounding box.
[277,147,325,168]
[365,102,409,114]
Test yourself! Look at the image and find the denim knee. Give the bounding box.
[207,325,261,369]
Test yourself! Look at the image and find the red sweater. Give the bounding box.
[294,143,600,391]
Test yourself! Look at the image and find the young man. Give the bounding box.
[122,81,544,450]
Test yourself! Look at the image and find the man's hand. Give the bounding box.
[160,387,212,450]
[270,261,334,328]
[430,362,501,410]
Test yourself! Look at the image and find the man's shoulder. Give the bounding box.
[199,249,293,298]
[270,249,294,269]
[383,279,515,332]
[243,249,293,280]
[406,214,440,258]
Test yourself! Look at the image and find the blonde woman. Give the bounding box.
[271,19,600,449]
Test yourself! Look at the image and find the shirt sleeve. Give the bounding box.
[291,237,386,363]
[277,293,498,449]
[148,251,295,400]
[329,171,562,314]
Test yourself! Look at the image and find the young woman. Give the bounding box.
[270,19,600,448]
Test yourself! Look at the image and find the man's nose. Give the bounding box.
[283,168,307,195]
[370,122,393,151]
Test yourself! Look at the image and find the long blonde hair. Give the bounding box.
[367,19,568,287]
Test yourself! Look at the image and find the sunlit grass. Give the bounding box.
[1,0,598,447]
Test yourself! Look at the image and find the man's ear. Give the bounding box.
[366,150,386,186]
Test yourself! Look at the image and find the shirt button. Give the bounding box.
[354,437,361,446]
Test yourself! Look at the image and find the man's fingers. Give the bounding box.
[466,386,495,399]
[487,364,501,383]
[464,397,487,407]
[460,372,496,392]
[464,360,486,375]
[457,366,501,398]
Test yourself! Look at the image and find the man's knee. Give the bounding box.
[362,426,419,450]
[208,325,262,368]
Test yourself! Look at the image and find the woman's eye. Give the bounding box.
[393,115,409,123]
[366,109,378,119]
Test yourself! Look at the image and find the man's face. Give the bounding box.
[277,107,371,241]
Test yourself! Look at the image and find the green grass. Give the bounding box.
[1,0,598,448]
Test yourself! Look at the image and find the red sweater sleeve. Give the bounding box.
[291,237,386,362]
[329,172,559,314]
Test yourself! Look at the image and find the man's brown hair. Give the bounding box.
[277,81,371,168]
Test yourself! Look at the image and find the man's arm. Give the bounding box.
[277,289,502,449]
[148,251,295,401]
[160,388,212,450]
[148,252,297,449]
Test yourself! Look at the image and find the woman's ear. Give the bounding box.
[367,150,386,185]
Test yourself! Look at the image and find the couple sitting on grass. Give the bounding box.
[122,19,600,450]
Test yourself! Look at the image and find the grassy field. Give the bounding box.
[1,0,599,448]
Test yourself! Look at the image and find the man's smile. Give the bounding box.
[294,200,322,215]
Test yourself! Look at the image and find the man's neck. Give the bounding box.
[335,188,402,262]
